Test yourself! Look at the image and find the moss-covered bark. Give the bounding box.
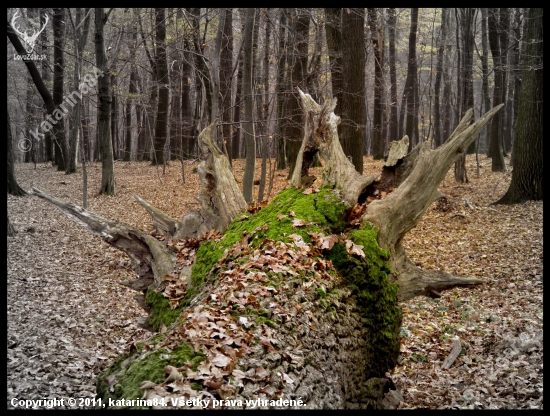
[96,186,403,408]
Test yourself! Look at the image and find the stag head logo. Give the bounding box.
[11,10,49,54]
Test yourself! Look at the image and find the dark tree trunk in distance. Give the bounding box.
[7,109,27,196]
[341,8,366,173]
[495,7,542,204]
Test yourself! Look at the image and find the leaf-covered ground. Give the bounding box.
[7,155,542,409]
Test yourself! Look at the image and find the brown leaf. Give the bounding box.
[292,218,307,228]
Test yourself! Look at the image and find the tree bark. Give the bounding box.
[494,7,542,204]
[242,8,256,203]
[487,8,506,171]
[7,108,27,196]
[433,9,449,148]
[53,8,67,171]
[340,8,366,173]
[404,9,419,152]
[285,9,310,179]
[387,8,398,144]
[94,8,116,195]
[368,9,384,160]
[153,8,169,166]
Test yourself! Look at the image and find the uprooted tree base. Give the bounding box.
[33,94,502,409]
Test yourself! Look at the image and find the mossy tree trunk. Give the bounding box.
[33,91,503,409]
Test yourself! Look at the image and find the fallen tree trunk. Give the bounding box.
[33,92,502,409]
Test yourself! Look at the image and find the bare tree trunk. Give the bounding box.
[40,9,53,163]
[94,7,116,195]
[454,8,475,182]
[275,9,289,170]
[53,8,67,171]
[479,8,491,153]
[487,8,506,171]
[68,8,92,174]
[242,8,256,203]
[220,8,234,161]
[257,9,271,202]
[341,8,366,173]
[433,8,448,148]
[404,8,419,153]
[152,8,169,166]
[387,8,398,144]
[495,7,542,204]
[324,8,343,118]
[124,24,138,162]
[231,52,243,161]
[285,9,310,179]
[368,8,384,160]
[7,108,27,196]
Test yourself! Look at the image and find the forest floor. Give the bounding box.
[7,154,542,409]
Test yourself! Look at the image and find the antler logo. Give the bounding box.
[11,10,49,54]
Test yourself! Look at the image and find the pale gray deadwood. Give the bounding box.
[290,90,377,206]
[441,338,462,369]
[291,89,503,300]
[32,187,172,288]
[363,104,503,300]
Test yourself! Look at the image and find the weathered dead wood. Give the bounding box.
[32,187,173,288]
[291,90,378,206]
[175,119,247,239]
[441,338,462,369]
[290,90,502,300]
[363,104,503,300]
[135,196,181,236]
[385,135,409,167]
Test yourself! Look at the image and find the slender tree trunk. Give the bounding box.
[341,8,366,173]
[368,8,384,160]
[232,52,243,161]
[242,8,256,203]
[94,8,116,195]
[275,9,289,170]
[110,74,118,160]
[7,108,27,196]
[25,72,34,164]
[68,8,91,174]
[181,41,194,160]
[152,8,169,166]
[39,10,53,163]
[497,8,510,158]
[433,8,448,148]
[387,8,398,144]
[324,8,343,118]
[285,9,310,179]
[258,9,271,202]
[220,9,234,162]
[53,8,67,171]
[480,8,491,153]
[487,8,506,171]
[404,8,419,152]
[211,8,227,134]
[82,96,91,162]
[454,8,475,182]
[125,58,137,161]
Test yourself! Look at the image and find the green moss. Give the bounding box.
[97,344,205,407]
[143,186,349,332]
[257,316,276,328]
[325,224,402,378]
[145,288,185,331]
